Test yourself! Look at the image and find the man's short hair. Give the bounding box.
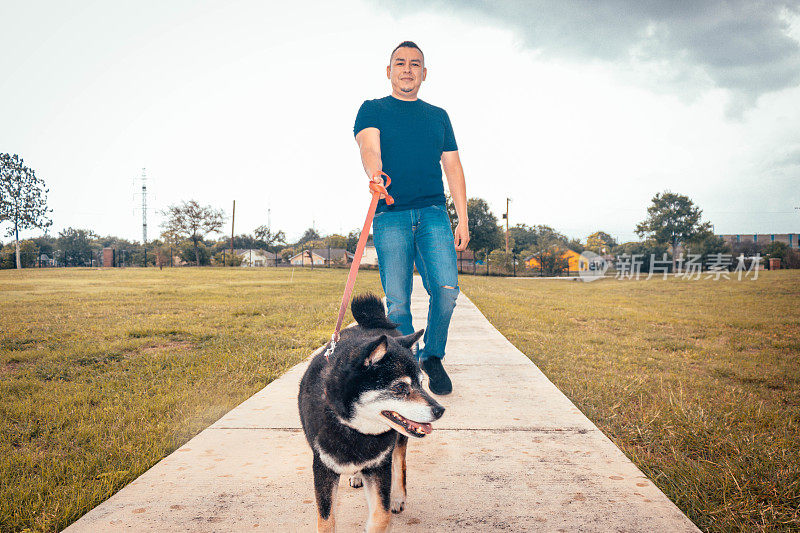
[390,41,424,64]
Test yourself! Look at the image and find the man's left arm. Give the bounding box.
[442,150,470,252]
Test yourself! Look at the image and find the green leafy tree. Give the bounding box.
[179,241,211,266]
[213,250,243,266]
[566,238,585,254]
[635,191,711,269]
[614,240,671,273]
[254,225,287,251]
[586,231,617,254]
[467,197,503,260]
[160,200,225,266]
[533,225,569,247]
[686,234,729,265]
[31,235,57,258]
[0,153,52,269]
[1,240,36,269]
[763,241,792,267]
[508,224,538,254]
[524,243,570,276]
[58,228,98,266]
[295,228,321,247]
[346,229,361,253]
[324,234,348,249]
[445,194,458,233]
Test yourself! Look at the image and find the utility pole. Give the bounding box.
[230,200,236,266]
[503,197,511,253]
[141,168,148,267]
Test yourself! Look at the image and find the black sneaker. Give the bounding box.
[421,357,452,395]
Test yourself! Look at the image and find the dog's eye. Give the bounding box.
[391,382,409,395]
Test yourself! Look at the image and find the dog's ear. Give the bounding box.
[363,334,389,367]
[396,329,424,349]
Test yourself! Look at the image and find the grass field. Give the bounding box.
[460,270,800,532]
[0,267,383,532]
[2,268,798,532]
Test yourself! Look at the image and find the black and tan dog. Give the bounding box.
[298,293,445,532]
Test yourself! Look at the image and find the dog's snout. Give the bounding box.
[432,403,445,419]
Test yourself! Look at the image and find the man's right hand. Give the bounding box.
[369,174,387,200]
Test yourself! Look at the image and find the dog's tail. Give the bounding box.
[351,293,398,330]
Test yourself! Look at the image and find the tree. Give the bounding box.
[586,231,617,254]
[1,240,36,269]
[508,224,538,254]
[254,225,287,251]
[346,229,361,253]
[566,238,585,254]
[532,225,569,247]
[524,243,571,276]
[324,234,348,250]
[160,200,225,266]
[635,191,712,269]
[614,240,671,273]
[444,194,458,233]
[295,228,321,247]
[58,228,98,266]
[686,234,729,265]
[0,153,52,269]
[467,198,503,259]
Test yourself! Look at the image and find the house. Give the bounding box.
[289,248,353,266]
[524,247,582,272]
[235,249,278,267]
[719,233,799,249]
[362,240,379,266]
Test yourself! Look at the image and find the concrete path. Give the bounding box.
[66,276,699,532]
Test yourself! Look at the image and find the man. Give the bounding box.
[353,41,469,395]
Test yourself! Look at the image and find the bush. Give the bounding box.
[212,251,243,266]
[179,242,211,266]
[522,245,570,276]
[487,250,514,273]
[0,241,37,269]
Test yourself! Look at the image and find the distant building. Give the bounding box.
[718,233,799,249]
[289,248,353,266]
[524,247,582,271]
[362,244,379,266]
[235,249,278,267]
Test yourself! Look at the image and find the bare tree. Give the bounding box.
[0,153,52,269]
[160,200,225,266]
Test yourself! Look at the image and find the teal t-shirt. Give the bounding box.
[354,96,458,212]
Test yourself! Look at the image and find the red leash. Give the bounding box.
[324,171,394,361]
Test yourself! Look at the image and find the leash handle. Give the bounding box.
[324,172,394,361]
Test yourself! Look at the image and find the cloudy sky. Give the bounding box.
[1,0,799,244]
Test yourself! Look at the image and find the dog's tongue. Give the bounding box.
[415,422,433,434]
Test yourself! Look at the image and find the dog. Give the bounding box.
[298,293,445,532]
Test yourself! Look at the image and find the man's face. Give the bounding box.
[387,47,426,99]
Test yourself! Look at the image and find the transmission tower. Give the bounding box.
[141,168,148,244]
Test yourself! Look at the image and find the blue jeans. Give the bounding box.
[372,204,459,361]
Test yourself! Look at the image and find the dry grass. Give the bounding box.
[3,267,798,532]
[0,267,383,532]
[459,270,800,532]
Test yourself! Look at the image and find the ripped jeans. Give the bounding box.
[372,203,459,361]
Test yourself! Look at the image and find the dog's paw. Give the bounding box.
[390,494,406,514]
[348,474,363,488]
